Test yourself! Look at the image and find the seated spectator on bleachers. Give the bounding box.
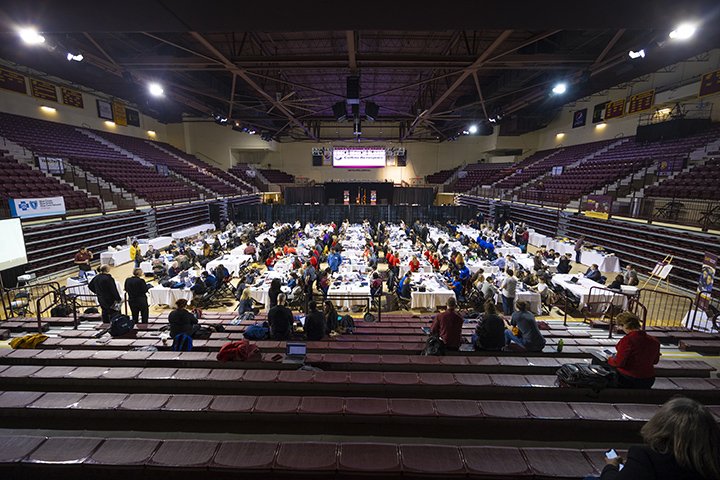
[304,301,326,341]
[608,274,624,291]
[557,253,572,274]
[74,246,93,279]
[623,264,639,286]
[430,297,464,351]
[473,301,505,351]
[124,268,151,324]
[268,278,282,309]
[585,264,602,282]
[268,293,293,340]
[168,299,198,339]
[607,312,660,389]
[201,271,217,289]
[594,397,720,480]
[323,300,339,334]
[237,288,254,315]
[88,265,121,323]
[504,301,546,352]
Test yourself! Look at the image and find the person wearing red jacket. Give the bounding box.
[608,312,660,389]
[430,297,464,350]
[409,256,420,273]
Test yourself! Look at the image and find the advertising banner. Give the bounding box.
[9,196,66,219]
[582,195,613,220]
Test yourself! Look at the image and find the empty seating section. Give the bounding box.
[451,163,513,192]
[258,168,295,184]
[494,139,617,190]
[92,131,239,196]
[155,203,211,236]
[229,164,267,191]
[521,129,720,205]
[0,152,98,211]
[425,165,459,184]
[22,211,148,276]
[646,160,720,200]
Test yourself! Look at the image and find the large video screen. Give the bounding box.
[0,218,28,271]
[332,147,386,168]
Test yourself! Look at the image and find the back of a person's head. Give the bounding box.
[99,265,110,274]
[277,293,287,305]
[308,301,317,311]
[446,297,457,310]
[175,299,188,310]
[641,397,720,479]
[484,300,496,316]
[516,301,528,312]
[506,269,514,277]
[617,311,642,330]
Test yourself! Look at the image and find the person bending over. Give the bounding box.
[607,312,660,389]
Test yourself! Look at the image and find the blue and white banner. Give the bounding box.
[9,196,66,219]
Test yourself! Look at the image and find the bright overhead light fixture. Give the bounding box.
[669,23,696,40]
[552,83,567,95]
[104,121,116,127]
[468,124,478,134]
[40,106,56,113]
[595,123,606,129]
[66,52,84,62]
[147,82,164,97]
[18,27,45,45]
[147,130,156,136]
[628,49,645,59]
[556,132,565,138]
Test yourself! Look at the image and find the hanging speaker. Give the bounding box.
[312,154,322,166]
[347,76,360,105]
[397,149,407,167]
[365,101,379,121]
[332,102,347,122]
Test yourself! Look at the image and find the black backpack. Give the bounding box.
[109,313,135,338]
[556,363,616,390]
[421,335,446,356]
[50,305,71,317]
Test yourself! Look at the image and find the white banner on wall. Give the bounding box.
[37,156,65,174]
[9,196,66,219]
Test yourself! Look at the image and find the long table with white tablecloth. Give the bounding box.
[172,224,215,239]
[148,286,194,306]
[206,254,253,277]
[551,274,627,310]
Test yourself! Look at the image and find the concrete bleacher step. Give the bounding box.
[0,433,631,480]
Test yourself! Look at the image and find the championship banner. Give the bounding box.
[627,89,654,114]
[61,87,84,108]
[572,108,587,128]
[697,253,717,310]
[125,108,140,127]
[604,98,626,119]
[30,79,58,102]
[698,69,720,98]
[370,190,377,205]
[582,195,613,220]
[0,67,27,94]
[9,196,66,219]
[343,190,350,205]
[592,101,609,123]
[112,100,127,126]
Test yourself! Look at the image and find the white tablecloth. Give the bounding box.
[580,250,621,273]
[172,223,215,239]
[66,277,124,302]
[552,274,627,310]
[148,286,194,306]
[495,246,522,256]
[411,289,456,310]
[547,239,576,257]
[206,255,252,277]
[139,236,173,254]
[100,248,131,266]
[399,263,434,277]
[328,283,370,310]
[516,255,558,274]
[494,290,543,315]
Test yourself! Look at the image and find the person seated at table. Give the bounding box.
[533,252,545,272]
[201,271,218,289]
[504,301,546,352]
[304,301,326,341]
[608,274,624,291]
[202,241,212,258]
[397,272,412,300]
[190,277,207,296]
[370,271,383,298]
[505,255,519,275]
[175,252,190,270]
[448,273,465,302]
[168,299,198,339]
[607,312,660,389]
[532,277,556,314]
[480,275,499,302]
[268,293,293,341]
[585,263,602,282]
[265,250,277,269]
[458,261,471,283]
[492,254,506,270]
[324,300,340,334]
[473,300,505,351]
[244,242,257,257]
[268,278,282,309]
[237,288,255,315]
[318,267,331,300]
[557,253,572,274]
[328,248,343,273]
[213,237,222,253]
[144,245,156,260]
[388,250,401,275]
[408,255,421,273]
[167,261,180,278]
[213,264,230,284]
[152,256,167,279]
[430,252,441,270]
[430,297,464,351]
[283,244,297,255]
[623,264,639,286]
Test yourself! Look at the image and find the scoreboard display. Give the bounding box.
[332,147,386,168]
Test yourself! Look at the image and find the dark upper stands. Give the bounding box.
[425,166,460,184]
[258,168,294,184]
[451,163,513,192]
[229,164,266,191]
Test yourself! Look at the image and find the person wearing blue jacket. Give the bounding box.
[328,249,343,273]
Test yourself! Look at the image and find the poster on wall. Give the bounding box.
[370,190,377,205]
[698,69,720,98]
[0,67,27,94]
[112,100,128,126]
[96,99,113,120]
[125,108,140,127]
[37,156,65,174]
[582,194,613,220]
[30,79,58,102]
[343,190,350,205]
[627,89,655,114]
[9,196,66,219]
[592,101,609,123]
[604,98,626,119]
[696,253,717,310]
[572,108,587,128]
[61,87,84,108]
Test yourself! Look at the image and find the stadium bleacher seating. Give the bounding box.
[229,164,267,191]
[450,163,513,192]
[425,166,460,184]
[258,168,295,184]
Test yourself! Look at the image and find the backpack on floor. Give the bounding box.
[109,313,135,338]
[556,363,616,390]
[216,340,261,362]
[243,322,269,340]
[421,335,446,356]
[50,305,71,317]
[172,333,193,352]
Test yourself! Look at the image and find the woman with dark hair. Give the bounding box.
[596,397,720,480]
[608,312,660,389]
[323,300,339,334]
[168,299,198,338]
[267,278,282,309]
[473,300,505,351]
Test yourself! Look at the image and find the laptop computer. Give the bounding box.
[283,342,307,365]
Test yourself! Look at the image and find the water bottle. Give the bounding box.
[557,339,564,353]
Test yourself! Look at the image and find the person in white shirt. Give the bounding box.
[500,270,517,315]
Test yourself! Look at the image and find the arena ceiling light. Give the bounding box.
[147,82,164,97]
[628,49,645,59]
[552,83,567,95]
[66,53,84,62]
[468,124,478,134]
[669,23,696,40]
[18,27,45,45]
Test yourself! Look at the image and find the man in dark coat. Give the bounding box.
[88,265,121,323]
[124,268,151,324]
